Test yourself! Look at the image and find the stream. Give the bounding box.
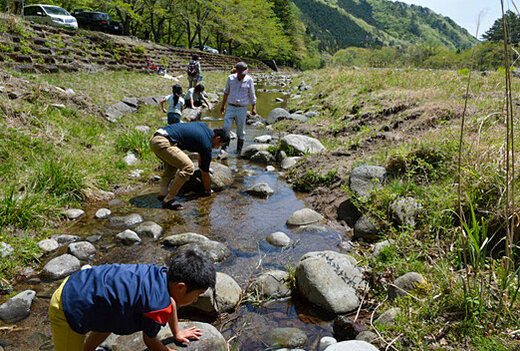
[3,75,350,351]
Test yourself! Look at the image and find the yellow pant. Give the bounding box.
[48,277,86,351]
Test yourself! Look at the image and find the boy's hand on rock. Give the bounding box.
[175,327,202,343]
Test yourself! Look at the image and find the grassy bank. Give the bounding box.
[0,69,228,281]
[275,67,520,350]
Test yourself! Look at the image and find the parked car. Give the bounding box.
[71,11,122,35]
[203,45,219,54]
[23,4,78,29]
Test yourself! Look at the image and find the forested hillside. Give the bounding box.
[292,0,477,52]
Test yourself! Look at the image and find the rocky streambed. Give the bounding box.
[0,74,425,351]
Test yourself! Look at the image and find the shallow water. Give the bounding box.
[2,77,348,350]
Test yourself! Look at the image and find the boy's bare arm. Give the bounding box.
[142,333,175,351]
[83,331,111,351]
[167,298,202,343]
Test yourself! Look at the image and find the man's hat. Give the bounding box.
[235,62,248,73]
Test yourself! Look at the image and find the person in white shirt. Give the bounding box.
[184,84,211,109]
[220,62,257,154]
[160,84,184,124]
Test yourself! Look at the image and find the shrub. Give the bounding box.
[114,130,150,157]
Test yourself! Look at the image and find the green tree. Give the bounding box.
[483,10,520,43]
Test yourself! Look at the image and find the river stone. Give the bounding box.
[94,208,111,219]
[68,241,96,260]
[190,272,241,314]
[287,208,323,226]
[86,234,102,243]
[267,327,307,349]
[134,125,150,133]
[281,157,301,170]
[295,224,329,234]
[333,316,367,341]
[281,134,325,155]
[373,239,395,257]
[0,290,36,323]
[324,340,379,351]
[240,144,270,159]
[356,331,379,344]
[249,270,291,299]
[38,239,59,252]
[250,150,276,165]
[295,251,365,314]
[266,107,290,124]
[63,208,84,220]
[287,113,308,122]
[123,152,138,166]
[266,165,276,172]
[388,272,427,300]
[0,242,13,258]
[349,166,387,199]
[51,234,80,246]
[320,337,338,351]
[173,240,231,263]
[353,215,380,242]
[375,307,401,325]
[209,162,233,191]
[254,135,272,143]
[134,221,163,240]
[163,233,209,246]
[266,232,291,247]
[390,197,421,227]
[246,183,274,198]
[116,230,141,245]
[103,321,226,351]
[42,254,80,280]
[183,107,202,121]
[109,214,143,228]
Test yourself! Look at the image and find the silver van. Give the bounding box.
[23,4,78,29]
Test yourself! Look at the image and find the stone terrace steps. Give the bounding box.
[0,20,270,74]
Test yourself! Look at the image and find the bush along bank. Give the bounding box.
[262,67,520,350]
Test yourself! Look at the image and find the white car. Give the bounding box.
[23,4,78,30]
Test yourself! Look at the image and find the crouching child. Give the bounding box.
[48,250,216,351]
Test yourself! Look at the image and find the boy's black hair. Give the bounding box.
[192,54,199,61]
[194,84,205,93]
[167,249,216,292]
[213,128,230,146]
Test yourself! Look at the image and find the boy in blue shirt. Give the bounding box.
[48,250,216,351]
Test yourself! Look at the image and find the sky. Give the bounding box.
[391,0,507,39]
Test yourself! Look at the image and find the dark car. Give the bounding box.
[71,11,122,34]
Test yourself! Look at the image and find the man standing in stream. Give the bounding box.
[220,62,257,156]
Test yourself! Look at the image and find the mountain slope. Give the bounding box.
[292,0,477,52]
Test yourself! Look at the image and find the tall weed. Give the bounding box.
[0,186,49,228]
[32,155,85,202]
[115,130,150,157]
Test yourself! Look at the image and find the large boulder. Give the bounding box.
[183,107,202,121]
[245,183,274,198]
[349,166,387,200]
[266,328,307,349]
[240,144,270,159]
[42,254,81,280]
[287,208,323,226]
[249,270,291,299]
[171,241,232,263]
[190,272,241,314]
[184,162,233,192]
[266,107,290,124]
[295,251,366,314]
[281,134,325,155]
[250,151,276,165]
[0,290,36,323]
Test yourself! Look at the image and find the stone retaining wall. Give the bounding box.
[0,19,270,74]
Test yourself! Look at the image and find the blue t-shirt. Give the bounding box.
[159,122,213,172]
[61,264,172,338]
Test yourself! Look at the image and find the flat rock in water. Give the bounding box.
[287,208,323,226]
[295,251,366,314]
[63,209,84,220]
[42,254,80,280]
[349,166,387,200]
[266,107,290,124]
[134,221,163,240]
[324,340,379,351]
[116,230,141,245]
[172,240,231,263]
[295,224,329,234]
[94,208,111,219]
[250,151,275,165]
[240,144,270,159]
[246,183,274,198]
[254,135,273,143]
[183,107,202,121]
[281,156,301,170]
[249,270,291,299]
[68,241,96,260]
[267,327,307,349]
[102,321,227,351]
[190,272,241,314]
[0,242,13,258]
[51,234,80,246]
[266,231,291,247]
[0,290,36,323]
[162,233,209,246]
[184,162,233,192]
[281,134,325,155]
[38,239,59,252]
[108,214,143,228]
